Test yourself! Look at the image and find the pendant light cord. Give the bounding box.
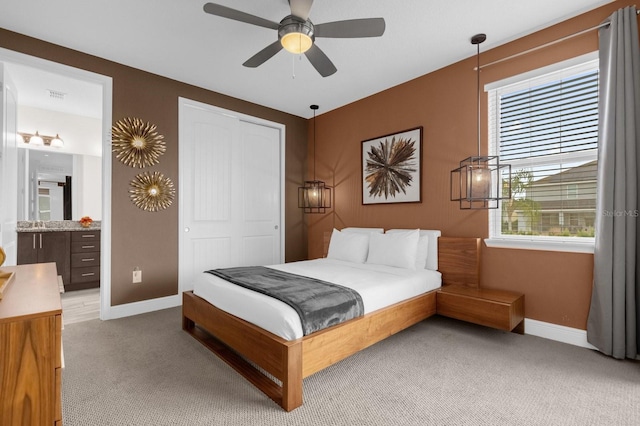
[471,33,486,157]
[476,40,481,157]
[313,108,316,180]
[310,104,319,181]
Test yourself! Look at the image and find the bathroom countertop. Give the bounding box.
[16,220,101,232]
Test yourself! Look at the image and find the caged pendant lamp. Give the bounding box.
[299,104,332,213]
[450,33,511,209]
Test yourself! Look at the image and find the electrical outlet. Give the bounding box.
[133,269,142,283]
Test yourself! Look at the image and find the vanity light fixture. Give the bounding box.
[450,34,511,209]
[50,134,64,148]
[18,131,64,148]
[298,105,332,213]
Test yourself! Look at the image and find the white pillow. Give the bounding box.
[366,229,420,269]
[414,234,429,269]
[341,227,384,235]
[386,229,441,270]
[327,228,370,263]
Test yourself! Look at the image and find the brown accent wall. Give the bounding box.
[1,1,635,320]
[306,0,636,330]
[0,29,308,306]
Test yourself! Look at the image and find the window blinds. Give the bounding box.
[489,65,599,238]
[499,70,598,162]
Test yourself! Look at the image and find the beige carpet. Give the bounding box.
[62,307,639,425]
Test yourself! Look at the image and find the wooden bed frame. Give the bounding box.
[182,236,480,411]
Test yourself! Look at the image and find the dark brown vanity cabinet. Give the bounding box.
[17,231,71,287]
[69,230,101,291]
[17,229,101,291]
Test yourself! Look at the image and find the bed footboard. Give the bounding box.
[182,291,303,411]
[182,289,437,411]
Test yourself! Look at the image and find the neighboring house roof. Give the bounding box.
[534,160,597,185]
[521,160,597,212]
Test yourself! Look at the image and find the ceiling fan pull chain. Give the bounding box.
[292,54,296,79]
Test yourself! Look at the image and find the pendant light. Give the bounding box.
[298,104,332,213]
[450,34,511,209]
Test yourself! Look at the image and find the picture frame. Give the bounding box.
[362,126,422,205]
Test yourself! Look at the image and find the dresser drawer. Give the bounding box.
[71,266,100,284]
[55,314,62,368]
[55,367,62,422]
[71,252,100,267]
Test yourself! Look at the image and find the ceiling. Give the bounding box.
[0,0,613,119]
[4,62,103,119]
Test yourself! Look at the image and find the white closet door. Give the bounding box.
[179,99,283,292]
[239,121,281,266]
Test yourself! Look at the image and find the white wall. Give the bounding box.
[17,105,102,157]
[75,154,102,220]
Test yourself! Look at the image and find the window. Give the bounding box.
[486,54,598,252]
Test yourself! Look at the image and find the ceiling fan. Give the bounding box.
[203,1,386,77]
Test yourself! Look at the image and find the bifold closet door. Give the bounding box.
[179,99,282,291]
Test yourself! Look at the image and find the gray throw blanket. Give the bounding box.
[205,266,364,336]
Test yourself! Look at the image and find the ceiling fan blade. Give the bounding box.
[304,44,337,77]
[289,0,314,21]
[243,40,284,68]
[203,3,279,30]
[315,18,386,38]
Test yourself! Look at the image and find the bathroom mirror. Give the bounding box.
[17,148,102,221]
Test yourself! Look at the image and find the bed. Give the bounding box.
[182,229,480,411]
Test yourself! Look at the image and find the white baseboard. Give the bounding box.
[101,294,181,320]
[525,318,597,350]
[98,298,597,351]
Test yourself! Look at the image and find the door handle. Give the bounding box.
[184,227,190,233]
[39,233,42,249]
[32,234,36,249]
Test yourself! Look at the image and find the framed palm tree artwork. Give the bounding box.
[361,126,422,205]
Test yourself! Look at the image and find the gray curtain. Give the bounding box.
[587,6,640,360]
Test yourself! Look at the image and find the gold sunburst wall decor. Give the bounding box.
[129,171,175,212]
[112,117,166,168]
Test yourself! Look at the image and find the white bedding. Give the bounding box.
[192,258,442,341]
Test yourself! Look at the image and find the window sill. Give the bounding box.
[484,238,594,254]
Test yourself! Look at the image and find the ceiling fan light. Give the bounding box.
[281,32,313,54]
[279,16,314,54]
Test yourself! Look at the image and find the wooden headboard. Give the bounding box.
[438,237,480,288]
[321,232,480,287]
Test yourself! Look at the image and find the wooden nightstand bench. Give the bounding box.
[436,285,525,334]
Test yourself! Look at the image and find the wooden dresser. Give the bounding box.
[0,263,63,425]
